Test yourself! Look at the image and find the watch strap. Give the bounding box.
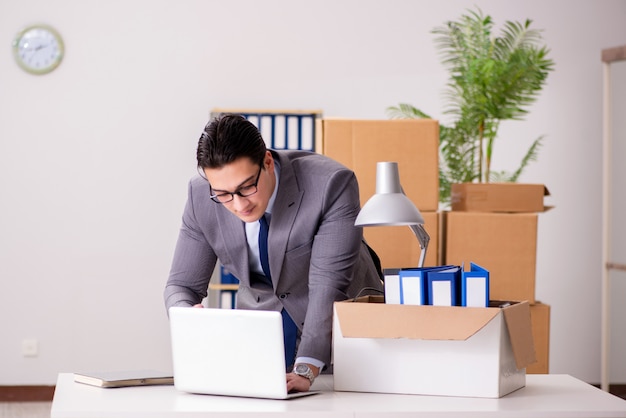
[293,363,315,385]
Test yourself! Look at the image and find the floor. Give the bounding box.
[0,402,52,418]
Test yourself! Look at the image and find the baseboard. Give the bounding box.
[610,384,626,399]
[0,386,55,402]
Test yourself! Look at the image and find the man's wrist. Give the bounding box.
[294,356,324,373]
[293,363,318,385]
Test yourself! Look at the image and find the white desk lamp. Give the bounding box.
[355,162,430,267]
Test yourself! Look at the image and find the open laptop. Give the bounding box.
[168,306,319,399]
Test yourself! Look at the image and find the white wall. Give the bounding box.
[1,0,625,385]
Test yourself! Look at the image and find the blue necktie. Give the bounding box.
[258,215,298,370]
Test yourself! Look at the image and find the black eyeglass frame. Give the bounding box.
[207,165,263,204]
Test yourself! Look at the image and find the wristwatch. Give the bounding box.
[293,364,315,385]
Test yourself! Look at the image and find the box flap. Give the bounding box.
[502,301,537,369]
[334,299,500,341]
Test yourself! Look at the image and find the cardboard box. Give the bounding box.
[363,211,439,269]
[450,183,550,213]
[332,296,536,398]
[322,119,440,212]
[443,211,538,303]
[527,302,551,374]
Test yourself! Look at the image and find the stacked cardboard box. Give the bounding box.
[444,183,551,373]
[321,119,440,268]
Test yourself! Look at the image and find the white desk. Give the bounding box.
[51,373,626,418]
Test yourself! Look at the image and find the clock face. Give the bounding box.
[13,24,64,75]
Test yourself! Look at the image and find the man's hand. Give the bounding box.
[286,372,311,393]
[285,364,319,393]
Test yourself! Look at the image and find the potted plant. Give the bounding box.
[387,8,555,206]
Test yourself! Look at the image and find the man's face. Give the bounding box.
[203,151,275,223]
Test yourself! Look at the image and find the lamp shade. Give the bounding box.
[355,162,425,227]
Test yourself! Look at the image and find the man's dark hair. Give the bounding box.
[197,114,267,169]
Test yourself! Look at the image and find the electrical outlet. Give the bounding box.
[22,339,38,357]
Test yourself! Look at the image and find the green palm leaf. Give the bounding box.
[387,7,554,203]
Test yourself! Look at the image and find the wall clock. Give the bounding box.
[12,24,64,75]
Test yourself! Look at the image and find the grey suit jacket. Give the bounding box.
[164,150,383,366]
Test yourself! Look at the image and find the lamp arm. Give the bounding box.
[408,224,430,268]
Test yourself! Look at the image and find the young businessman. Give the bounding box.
[164,114,383,393]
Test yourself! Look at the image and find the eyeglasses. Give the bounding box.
[208,165,262,204]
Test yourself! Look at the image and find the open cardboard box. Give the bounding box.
[332,296,536,398]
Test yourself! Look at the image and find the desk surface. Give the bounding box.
[51,373,626,418]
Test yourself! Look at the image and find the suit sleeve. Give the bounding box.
[297,169,363,365]
[164,179,217,311]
